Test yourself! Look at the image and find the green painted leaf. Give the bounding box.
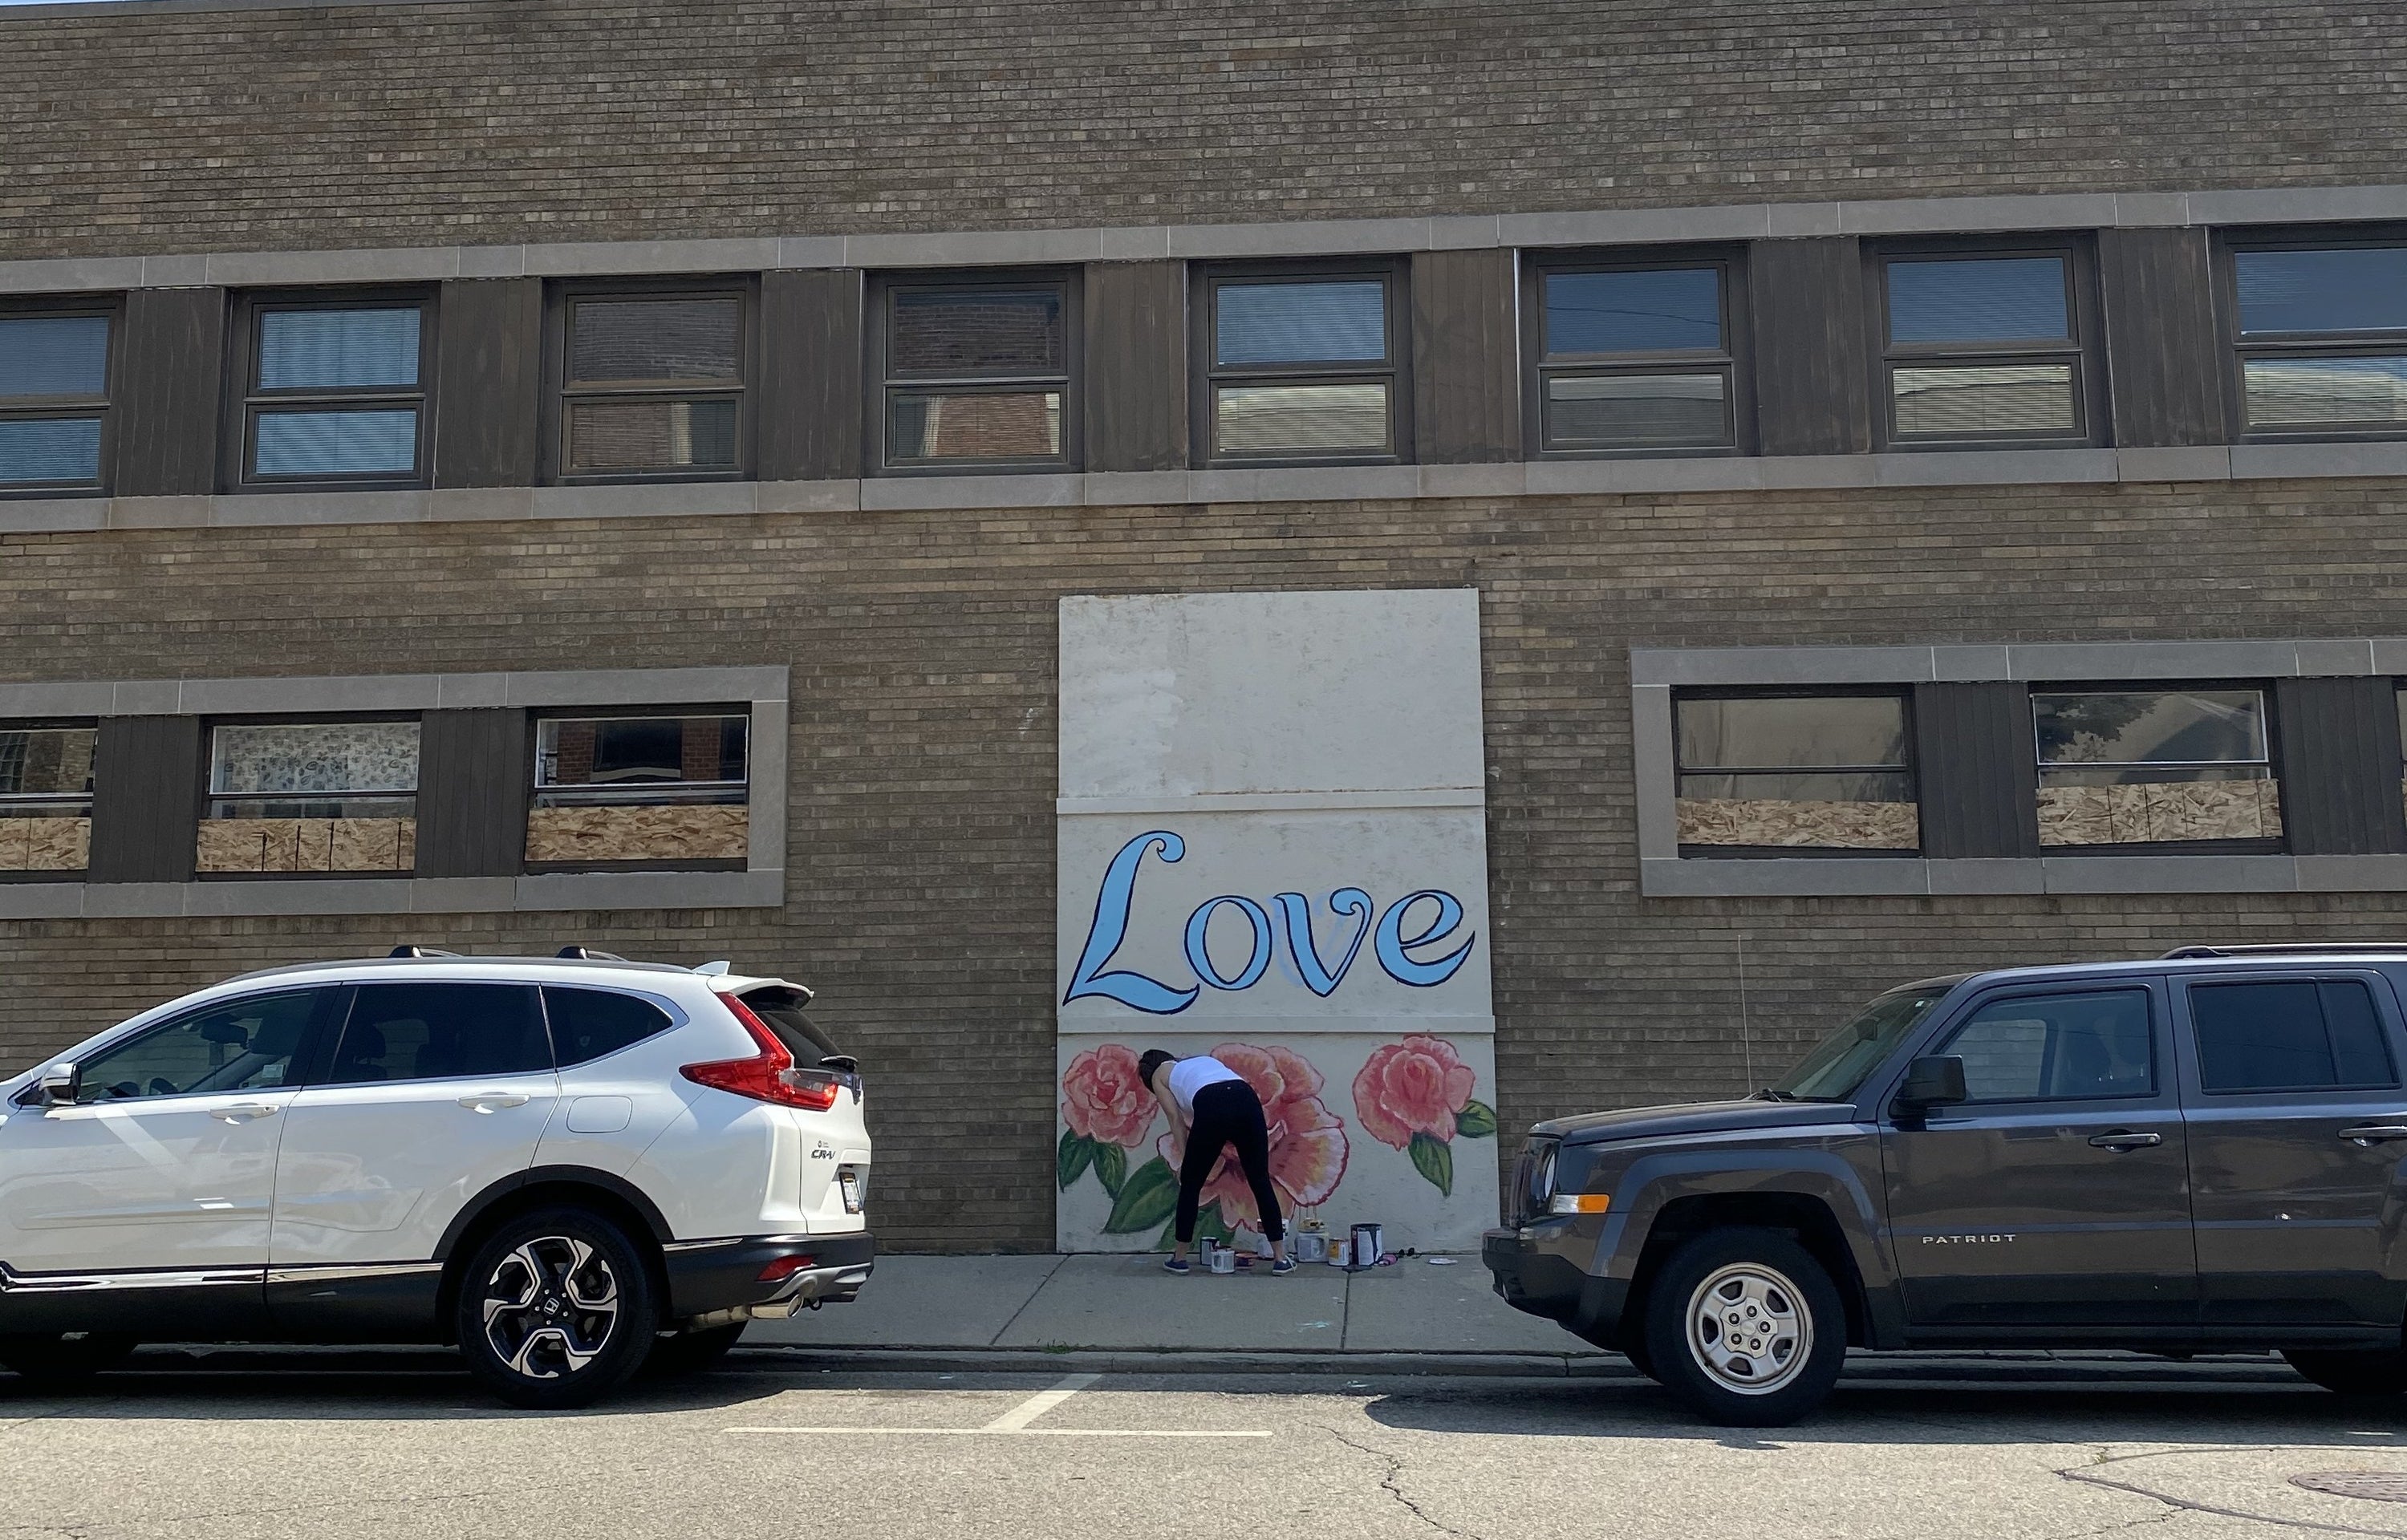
[1455,1100,1499,1140]
[1103,1155,1179,1234]
[1094,1141,1128,1199]
[1056,1130,1095,1193]
[1409,1131,1455,1197]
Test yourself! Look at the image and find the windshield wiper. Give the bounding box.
[1749,1087,1800,1101]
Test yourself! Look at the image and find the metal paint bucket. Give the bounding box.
[1352,1223,1386,1267]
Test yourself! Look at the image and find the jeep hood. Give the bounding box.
[1535,1097,1855,1145]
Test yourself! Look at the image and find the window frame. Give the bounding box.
[225,287,436,492]
[544,277,757,486]
[1866,237,2105,451]
[1520,247,1752,459]
[2177,971,2405,1100]
[197,712,424,880]
[2028,680,2286,856]
[866,268,1081,476]
[1923,983,2163,1108]
[0,294,121,499]
[0,717,99,883]
[1190,257,1412,468]
[1671,685,1921,858]
[302,980,551,1090]
[523,703,752,874]
[2218,225,2407,444]
[64,987,337,1105]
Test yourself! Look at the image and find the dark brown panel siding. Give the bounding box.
[2275,677,2407,857]
[1411,248,1519,464]
[111,288,224,497]
[2099,227,2226,449]
[759,268,863,484]
[1083,261,1187,473]
[1914,682,2040,860]
[1748,238,1873,458]
[414,709,530,878]
[87,716,203,884]
[431,279,542,488]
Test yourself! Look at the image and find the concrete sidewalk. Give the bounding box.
[746,1252,1599,1356]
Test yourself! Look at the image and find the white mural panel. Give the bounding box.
[1057,588,1498,1253]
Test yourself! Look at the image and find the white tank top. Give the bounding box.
[1167,1055,1244,1114]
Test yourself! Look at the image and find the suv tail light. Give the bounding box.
[680,994,843,1112]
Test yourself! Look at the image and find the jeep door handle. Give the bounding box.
[2339,1124,2407,1145]
[2088,1130,2162,1151]
[210,1103,280,1123]
[457,1092,531,1113]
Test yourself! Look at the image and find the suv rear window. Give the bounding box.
[544,987,676,1068]
[740,986,843,1062]
[2192,979,2397,1093]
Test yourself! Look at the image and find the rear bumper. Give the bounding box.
[662,1231,875,1323]
[1484,1225,1626,1345]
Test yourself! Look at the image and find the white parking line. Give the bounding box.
[724,1372,1273,1440]
[981,1372,1100,1431]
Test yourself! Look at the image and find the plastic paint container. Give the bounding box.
[1208,1244,1237,1275]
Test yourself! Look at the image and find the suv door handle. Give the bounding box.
[457,1093,531,1113]
[2088,1130,2162,1151]
[2339,1124,2407,1145]
[210,1103,280,1123]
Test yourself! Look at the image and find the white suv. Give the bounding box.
[0,948,873,1408]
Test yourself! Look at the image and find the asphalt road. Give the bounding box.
[6,1351,2407,1538]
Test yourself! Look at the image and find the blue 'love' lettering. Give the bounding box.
[1061,829,1475,1015]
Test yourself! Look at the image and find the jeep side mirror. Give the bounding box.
[32,1062,79,1108]
[1895,1055,1967,1113]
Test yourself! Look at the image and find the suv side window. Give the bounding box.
[1936,987,2154,1102]
[542,987,676,1068]
[73,990,325,1102]
[2192,979,2397,1093]
[327,983,550,1084]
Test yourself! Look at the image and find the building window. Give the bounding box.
[198,721,418,875]
[2032,688,2280,848]
[1674,692,1918,852]
[233,295,430,485]
[0,306,112,492]
[2230,242,2407,437]
[0,723,95,874]
[1529,258,1742,454]
[557,289,748,480]
[1197,266,1405,463]
[876,276,1073,472]
[1875,248,2090,446]
[526,712,749,869]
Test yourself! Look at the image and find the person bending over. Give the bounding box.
[1138,1049,1293,1276]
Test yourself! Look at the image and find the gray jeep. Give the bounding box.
[1485,944,2407,1424]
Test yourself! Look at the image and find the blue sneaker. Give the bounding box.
[1271,1257,1297,1276]
[1163,1256,1191,1275]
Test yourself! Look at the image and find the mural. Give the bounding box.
[1056,589,1500,1252]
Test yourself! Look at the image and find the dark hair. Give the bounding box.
[1136,1049,1177,1089]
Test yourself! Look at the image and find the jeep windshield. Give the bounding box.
[1768,978,1961,1100]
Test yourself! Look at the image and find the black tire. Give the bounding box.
[2285,1348,2407,1396]
[1639,1227,1848,1427]
[453,1206,660,1410]
[0,1333,137,1386]
[643,1322,747,1379]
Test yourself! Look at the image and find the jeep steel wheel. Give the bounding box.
[1642,1227,1847,1426]
[455,1206,657,1409]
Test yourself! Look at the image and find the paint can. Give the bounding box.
[1326,1232,1350,1266]
[1352,1223,1386,1267]
[1294,1231,1328,1264]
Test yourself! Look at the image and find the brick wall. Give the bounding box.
[3,0,2405,260]
[6,479,2407,1249]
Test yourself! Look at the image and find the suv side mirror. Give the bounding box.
[28,1062,79,1108]
[1894,1055,1967,1114]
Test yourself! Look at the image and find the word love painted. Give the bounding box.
[1063,830,1476,1015]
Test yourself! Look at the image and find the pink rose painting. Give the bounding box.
[1060,1041,1350,1248]
[1352,1034,1496,1196]
[1057,1044,1159,1202]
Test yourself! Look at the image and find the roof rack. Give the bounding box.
[557,946,627,962]
[2161,943,2407,959]
[388,945,461,958]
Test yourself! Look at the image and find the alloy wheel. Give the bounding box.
[1684,1261,1812,1396]
[481,1235,621,1380]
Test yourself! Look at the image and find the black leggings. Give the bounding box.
[1176,1080,1285,1244]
